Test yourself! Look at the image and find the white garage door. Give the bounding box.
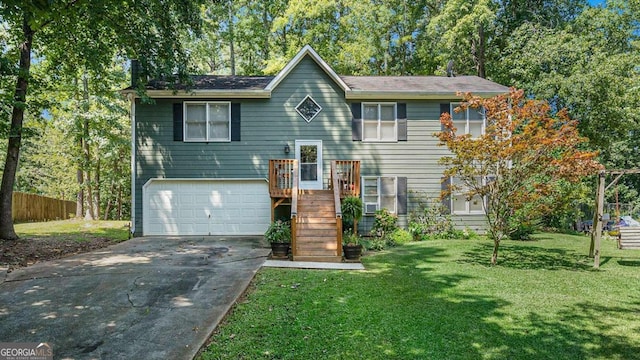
[143,179,271,236]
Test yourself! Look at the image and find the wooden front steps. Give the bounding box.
[293,190,342,262]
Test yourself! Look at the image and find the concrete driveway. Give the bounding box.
[0,236,270,359]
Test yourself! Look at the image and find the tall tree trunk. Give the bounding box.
[117,183,123,221]
[76,167,84,218]
[0,13,33,240]
[84,171,95,220]
[475,25,486,78]
[400,0,407,75]
[104,181,114,220]
[228,0,236,75]
[94,157,101,219]
[82,73,95,220]
[74,75,84,219]
[262,3,270,62]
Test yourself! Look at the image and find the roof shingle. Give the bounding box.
[340,75,509,94]
[145,75,274,91]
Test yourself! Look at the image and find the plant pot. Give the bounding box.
[343,244,363,260]
[270,242,290,258]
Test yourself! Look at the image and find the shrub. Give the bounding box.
[460,227,479,240]
[386,228,412,246]
[264,220,291,243]
[362,237,387,251]
[509,222,537,240]
[408,201,457,240]
[508,208,540,240]
[371,208,398,239]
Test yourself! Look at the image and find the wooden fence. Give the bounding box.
[12,192,76,222]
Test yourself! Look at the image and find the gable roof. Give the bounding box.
[124,45,508,100]
[265,45,351,93]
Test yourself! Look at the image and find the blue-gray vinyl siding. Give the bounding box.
[133,55,485,235]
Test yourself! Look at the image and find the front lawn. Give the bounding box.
[198,233,640,360]
[15,219,129,241]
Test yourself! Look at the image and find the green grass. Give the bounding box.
[15,219,130,242]
[198,233,640,360]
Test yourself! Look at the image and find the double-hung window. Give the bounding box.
[362,176,397,214]
[451,176,485,214]
[451,103,485,138]
[184,102,231,142]
[363,103,397,142]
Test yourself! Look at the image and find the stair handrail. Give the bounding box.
[331,161,343,255]
[291,160,299,256]
[331,161,342,219]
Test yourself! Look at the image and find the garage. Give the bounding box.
[143,179,271,236]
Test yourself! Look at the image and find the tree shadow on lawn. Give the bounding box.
[210,240,640,360]
[348,246,638,359]
[458,241,593,271]
[510,301,640,360]
[364,242,452,274]
[618,259,640,267]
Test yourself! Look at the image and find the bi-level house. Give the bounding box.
[124,45,508,261]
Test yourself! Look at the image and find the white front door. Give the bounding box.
[295,140,323,190]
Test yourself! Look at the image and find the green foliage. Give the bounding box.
[497,5,640,153]
[539,180,592,232]
[341,196,363,232]
[341,196,363,223]
[342,232,362,246]
[426,0,495,77]
[508,222,537,241]
[370,208,398,240]
[386,228,412,246]
[408,197,458,240]
[460,227,480,240]
[507,204,541,240]
[264,220,291,243]
[365,209,411,250]
[362,237,387,252]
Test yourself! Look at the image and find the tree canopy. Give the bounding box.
[0,0,205,239]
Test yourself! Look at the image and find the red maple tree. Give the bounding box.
[438,89,602,265]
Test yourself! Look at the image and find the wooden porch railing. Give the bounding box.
[291,160,299,257]
[331,161,343,256]
[330,160,361,198]
[269,159,296,198]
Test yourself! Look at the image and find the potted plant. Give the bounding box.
[264,220,291,258]
[341,196,364,260]
[342,231,363,260]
